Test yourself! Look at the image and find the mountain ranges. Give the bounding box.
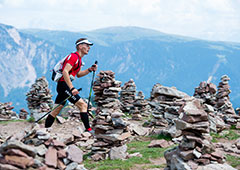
[0,23,240,112]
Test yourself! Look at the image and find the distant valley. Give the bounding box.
[1,23,240,112]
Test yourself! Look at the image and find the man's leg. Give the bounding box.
[74,99,92,131]
[45,105,64,128]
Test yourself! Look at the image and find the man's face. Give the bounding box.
[80,43,90,55]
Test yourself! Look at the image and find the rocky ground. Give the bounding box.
[1,74,240,170]
[0,120,239,170]
[0,120,84,142]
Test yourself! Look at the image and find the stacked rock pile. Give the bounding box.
[147,83,188,136]
[19,108,28,120]
[26,76,54,120]
[215,75,235,114]
[0,102,18,120]
[129,91,151,120]
[91,71,131,161]
[193,80,227,133]
[0,125,91,169]
[193,81,217,106]
[164,98,225,170]
[120,79,136,112]
[215,75,240,125]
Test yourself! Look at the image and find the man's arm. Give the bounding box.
[77,69,91,78]
[62,63,78,95]
[77,64,98,78]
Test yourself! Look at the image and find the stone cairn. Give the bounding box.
[215,75,240,125]
[0,124,91,169]
[91,71,131,161]
[193,81,217,106]
[120,79,136,113]
[193,81,226,133]
[26,76,54,120]
[129,91,151,121]
[19,108,28,120]
[194,75,239,130]
[0,102,18,120]
[165,98,225,170]
[146,83,188,139]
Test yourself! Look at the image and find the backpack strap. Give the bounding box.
[67,52,81,74]
[74,52,81,70]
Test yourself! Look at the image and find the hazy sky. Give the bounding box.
[0,0,239,42]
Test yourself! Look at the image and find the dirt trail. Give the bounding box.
[0,120,84,141]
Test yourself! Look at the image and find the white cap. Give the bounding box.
[75,39,93,46]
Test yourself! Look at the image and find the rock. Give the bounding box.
[4,155,34,169]
[236,122,240,129]
[91,153,105,161]
[170,155,191,170]
[92,71,131,160]
[196,163,237,170]
[148,140,170,148]
[165,98,223,168]
[0,163,20,170]
[130,124,149,136]
[109,145,127,160]
[164,147,178,165]
[0,102,18,120]
[179,150,194,161]
[35,145,47,156]
[65,162,78,170]
[193,149,202,159]
[19,108,28,120]
[67,144,83,163]
[187,160,198,170]
[210,150,224,159]
[120,79,136,112]
[57,149,67,158]
[76,164,88,170]
[161,125,182,138]
[26,76,53,120]
[151,83,189,99]
[0,140,36,157]
[235,138,240,149]
[45,147,57,168]
[127,152,143,158]
[57,159,66,170]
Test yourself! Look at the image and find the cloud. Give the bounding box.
[0,0,239,42]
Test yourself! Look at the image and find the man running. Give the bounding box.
[45,38,97,134]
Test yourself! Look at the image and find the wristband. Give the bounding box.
[88,68,92,72]
[70,87,75,92]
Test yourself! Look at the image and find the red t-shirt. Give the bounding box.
[59,52,82,82]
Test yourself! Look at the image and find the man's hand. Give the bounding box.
[72,88,79,95]
[89,64,98,72]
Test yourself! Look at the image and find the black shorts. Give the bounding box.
[55,81,81,105]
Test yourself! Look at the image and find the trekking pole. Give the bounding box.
[35,88,82,123]
[87,61,98,118]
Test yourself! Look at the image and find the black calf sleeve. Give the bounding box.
[80,112,90,130]
[45,114,55,128]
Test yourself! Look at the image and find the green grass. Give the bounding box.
[230,125,238,130]
[83,138,171,170]
[211,130,240,142]
[27,116,35,123]
[122,112,131,118]
[150,134,172,141]
[0,119,26,124]
[141,164,166,170]
[226,154,240,168]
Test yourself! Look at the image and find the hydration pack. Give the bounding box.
[51,53,80,82]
